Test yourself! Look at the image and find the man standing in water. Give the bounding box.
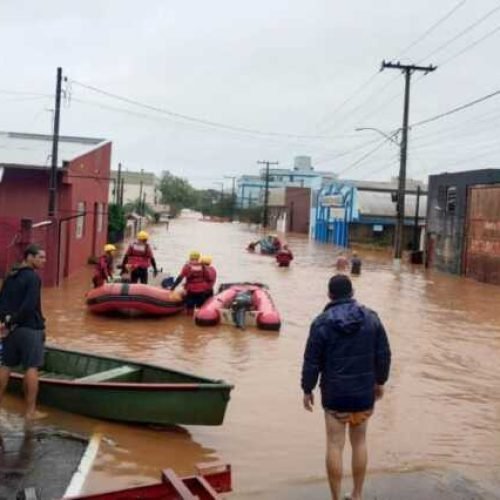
[0,245,47,421]
[301,275,391,500]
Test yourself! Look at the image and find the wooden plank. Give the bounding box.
[161,469,198,499]
[75,366,140,383]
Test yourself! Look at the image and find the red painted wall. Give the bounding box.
[0,141,112,286]
[63,142,112,279]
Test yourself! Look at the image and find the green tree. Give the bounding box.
[158,171,198,216]
[107,203,126,243]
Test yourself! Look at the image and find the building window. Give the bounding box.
[446,186,457,214]
[75,202,86,239]
[97,203,104,232]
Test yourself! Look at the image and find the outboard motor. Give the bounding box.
[230,290,253,329]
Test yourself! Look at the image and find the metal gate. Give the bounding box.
[464,184,500,284]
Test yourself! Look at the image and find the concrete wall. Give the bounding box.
[426,169,500,274]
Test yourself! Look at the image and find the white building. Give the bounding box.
[109,169,159,207]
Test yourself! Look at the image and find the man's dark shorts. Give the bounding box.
[1,327,45,369]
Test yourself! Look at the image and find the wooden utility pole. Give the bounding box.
[115,162,122,204]
[48,67,63,217]
[381,60,436,268]
[224,175,237,221]
[257,160,278,228]
[413,184,421,251]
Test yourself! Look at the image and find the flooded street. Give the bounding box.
[2,215,500,498]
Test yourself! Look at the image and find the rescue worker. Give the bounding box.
[200,255,217,297]
[276,244,294,267]
[171,251,211,309]
[121,231,158,284]
[92,244,116,288]
[351,252,362,275]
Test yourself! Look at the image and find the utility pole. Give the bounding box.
[224,176,237,221]
[381,60,436,269]
[138,168,144,214]
[257,160,278,228]
[115,162,122,205]
[48,67,63,217]
[413,184,421,252]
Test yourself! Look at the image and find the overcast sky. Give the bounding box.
[1,0,500,188]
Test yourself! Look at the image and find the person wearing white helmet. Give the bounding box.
[121,231,158,284]
[92,243,116,288]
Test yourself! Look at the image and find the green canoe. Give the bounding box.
[7,345,233,426]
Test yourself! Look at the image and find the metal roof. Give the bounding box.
[358,190,427,218]
[0,131,108,168]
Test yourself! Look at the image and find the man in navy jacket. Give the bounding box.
[0,244,47,421]
[301,274,391,500]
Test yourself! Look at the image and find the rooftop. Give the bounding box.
[0,131,108,168]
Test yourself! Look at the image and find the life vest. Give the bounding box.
[126,242,153,269]
[93,255,113,286]
[181,262,210,293]
[203,265,217,288]
[276,250,293,266]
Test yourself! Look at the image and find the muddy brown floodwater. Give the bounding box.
[1,214,500,499]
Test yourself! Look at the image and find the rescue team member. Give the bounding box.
[92,244,116,288]
[276,244,293,267]
[200,255,217,297]
[301,275,391,500]
[0,244,47,421]
[171,251,211,309]
[121,231,158,284]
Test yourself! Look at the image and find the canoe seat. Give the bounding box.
[75,365,140,383]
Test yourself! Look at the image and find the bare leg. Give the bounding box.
[23,368,40,420]
[325,412,347,500]
[0,366,11,406]
[349,421,368,500]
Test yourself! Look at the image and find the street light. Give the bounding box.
[354,126,410,270]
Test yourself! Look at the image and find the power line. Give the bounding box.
[411,87,500,128]
[70,79,345,141]
[417,1,500,63]
[316,0,467,133]
[395,0,468,59]
[438,22,500,66]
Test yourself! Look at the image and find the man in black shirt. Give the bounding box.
[0,244,47,421]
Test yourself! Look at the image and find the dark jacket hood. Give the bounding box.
[323,298,365,334]
[7,265,32,279]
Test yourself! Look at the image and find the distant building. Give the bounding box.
[426,169,500,284]
[109,169,160,207]
[267,187,311,234]
[236,156,336,209]
[0,131,112,286]
[313,179,427,248]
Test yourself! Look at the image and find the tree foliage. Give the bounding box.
[158,171,198,216]
[107,203,126,242]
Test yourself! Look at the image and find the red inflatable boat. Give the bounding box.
[194,283,281,331]
[86,283,184,316]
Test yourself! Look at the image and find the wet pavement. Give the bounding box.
[0,415,87,500]
[1,214,500,498]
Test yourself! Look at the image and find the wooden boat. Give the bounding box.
[86,283,184,316]
[7,346,233,426]
[194,283,281,331]
[66,463,232,500]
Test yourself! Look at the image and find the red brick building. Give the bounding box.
[0,131,112,286]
